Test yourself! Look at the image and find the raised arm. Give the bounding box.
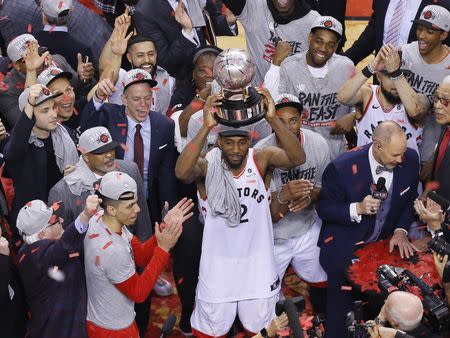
[175,94,222,182]
[257,88,305,171]
[382,45,428,123]
[337,50,385,106]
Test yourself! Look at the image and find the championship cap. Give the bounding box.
[7,34,38,62]
[18,85,63,111]
[218,126,250,137]
[98,171,137,200]
[413,5,450,32]
[41,0,73,19]
[310,16,343,38]
[16,200,63,236]
[37,67,73,87]
[275,94,303,112]
[78,127,120,155]
[123,69,157,92]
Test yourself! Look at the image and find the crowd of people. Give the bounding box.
[0,0,449,337]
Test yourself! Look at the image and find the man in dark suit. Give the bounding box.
[344,0,450,66]
[317,121,419,338]
[80,68,177,224]
[34,0,93,73]
[133,0,237,108]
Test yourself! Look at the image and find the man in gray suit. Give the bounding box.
[48,126,152,241]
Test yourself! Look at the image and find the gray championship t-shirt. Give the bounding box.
[84,212,136,330]
[237,0,320,85]
[279,52,355,160]
[255,129,330,239]
[401,42,450,163]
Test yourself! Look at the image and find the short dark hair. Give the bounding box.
[97,192,135,210]
[127,35,156,53]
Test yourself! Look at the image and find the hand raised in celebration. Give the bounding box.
[256,87,276,120]
[77,54,95,83]
[202,93,223,129]
[94,71,116,102]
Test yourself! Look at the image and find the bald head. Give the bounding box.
[385,291,423,331]
[372,121,405,146]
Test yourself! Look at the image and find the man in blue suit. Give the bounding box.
[80,68,177,223]
[317,121,419,338]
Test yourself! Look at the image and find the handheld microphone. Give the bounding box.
[372,177,388,201]
[284,298,303,338]
[160,314,176,338]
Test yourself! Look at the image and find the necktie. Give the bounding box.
[376,165,393,175]
[134,124,144,177]
[384,0,406,47]
[435,127,450,176]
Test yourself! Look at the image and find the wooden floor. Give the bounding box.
[217,20,374,71]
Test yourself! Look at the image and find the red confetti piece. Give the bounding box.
[162,78,168,86]
[95,255,100,266]
[341,285,352,291]
[114,163,121,169]
[102,240,113,250]
[117,123,127,127]
[177,277,184,285]
[149,87,160,91]
[69,252,80,258]
[105,228,112,236]
[75,198,82,206]
[15,240,23,247]
[0,82,9,91]
[15,82,25,90]
[352,164,358,175]
[48,25,56,33]
[324,236,334,244]
[51,201,62,211]
[248,130,260,140]
[121,128,126,136]
[27,24,32,33]
[88,233,99,239]
[31,247,40,254]
[425,181,440,191]
[26,201,32,207]
[19,254,26,264]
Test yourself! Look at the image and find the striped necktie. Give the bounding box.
[384,0,406,46]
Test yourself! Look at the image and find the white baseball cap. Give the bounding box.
[78,127,120,154]
[275,93,304,112]
[18,85,63,111]
[98,171,137,200]
[310,16,343,38]
[37,67,73,86]
[16,200,63,236]
[41,0,73,19]
[7,34,37,62]
[413,5,450,32]
[123,69,157,92]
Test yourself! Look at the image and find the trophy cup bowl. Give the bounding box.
[213,49,265,127]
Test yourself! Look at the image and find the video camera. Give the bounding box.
[377,265,449,332]
[346,300,372,338]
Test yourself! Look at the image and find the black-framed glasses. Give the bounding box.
[433,95,449,107]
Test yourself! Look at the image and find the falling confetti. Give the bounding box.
[324,236,333,244]
[102,241,113,250]
[48,266,65,282]
[341,285,352,291]
[27,24,32,33]
[352,164,358,175]
[425,181,440,191]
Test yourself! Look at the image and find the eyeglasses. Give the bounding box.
[433,95,449,107]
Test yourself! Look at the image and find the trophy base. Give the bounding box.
[214,87,265,127]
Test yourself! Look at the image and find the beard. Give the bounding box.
[381,85,401,105]
[222,152,247,170]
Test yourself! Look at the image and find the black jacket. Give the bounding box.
[344,0,450,65]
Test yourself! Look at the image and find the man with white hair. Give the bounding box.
[17,195,101,338]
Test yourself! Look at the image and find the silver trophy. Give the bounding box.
[213,49,265,127]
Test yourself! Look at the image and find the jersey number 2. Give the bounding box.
[240,204,249,223]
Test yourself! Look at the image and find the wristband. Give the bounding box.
[277,188,289,205]
[27,99,37,107]
[390,70,404,81]
[94,90,104,103]
[362,65,374,78]
[260,328,270,338]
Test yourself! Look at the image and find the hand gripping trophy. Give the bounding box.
[213,49,266,127]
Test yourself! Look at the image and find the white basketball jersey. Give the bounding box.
[196,149,280,303]
[356,85,422,154]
